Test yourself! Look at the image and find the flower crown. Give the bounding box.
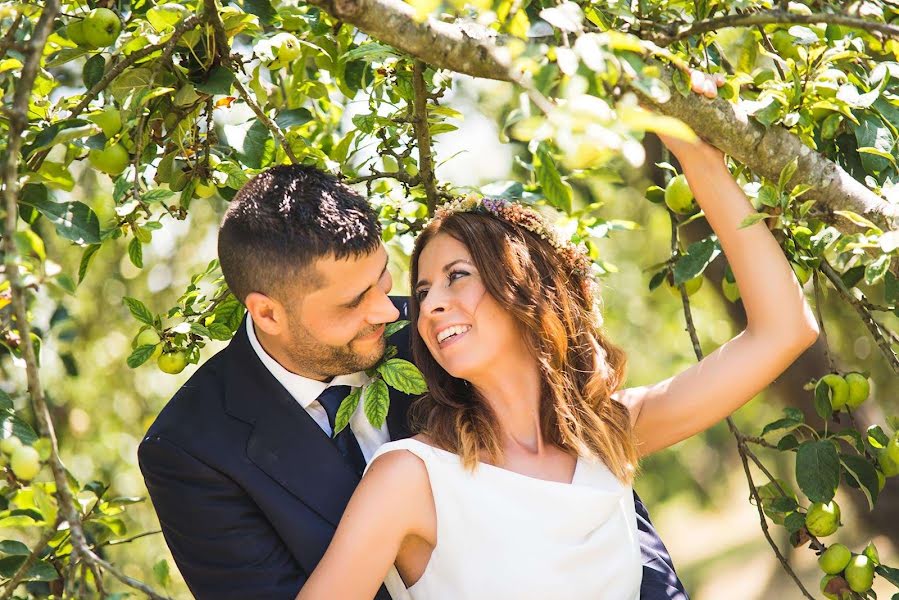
[430,194,598,303]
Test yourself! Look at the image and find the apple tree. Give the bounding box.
[2,0,899,597]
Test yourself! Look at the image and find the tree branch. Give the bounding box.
[203,0,298,163]
[309,0,899,237]
[411,60,439,215]
[648,9,899,46]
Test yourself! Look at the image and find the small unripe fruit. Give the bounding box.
[844,554,875,593]
[88,143,129,176]
[10,445,41,481]
[817,374,849,411]
[664,174,696,214]
[880,450,899,478]
[0,436,22,455]
[818,543,852,575]
[820,574,850,600]
[885,434,899,466]
[806,500,841,537]
[665,275,702,298]
[844,372,869,410]
[721,276,740,302]
[83,8,121,48]
[158,351,188,374]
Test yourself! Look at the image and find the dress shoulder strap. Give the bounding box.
[366,438,446,472]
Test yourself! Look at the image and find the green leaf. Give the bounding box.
[777,157,799,192]
[673,236,720,284]
[0,412,38,445]
[0,390,12,412]
[334,387,362,435]
[0,556,58,581]
[738,212,775,229]
[377,358,428,395]
[362,379,390,429]
[238,120,271,169]
[142,188,176,204]
[875,564,899,587]
[78,244,101,284]
[535,145,573,213]
[795,440,841,503]
[213,298,244,331]
[274,108,313,129]
[814,380,833,419]
[783,511,806,534]
[833,210,882,233]
[18,196,100,245]
[127,345,157,368]
[195,67,236,95]
[128,237,143,268]
[341,42,400,63]
[760,417,803,440]
[123,297,154,325]
[207,323,233,341]
[866,424,890,449]
[385,320,409,339]
[153,559,171,588]
[0,540,30,555]
[865,254,891,286]
[83,54,105,89]
[839,453,879,511]
[243,0,275,24]
[855,113,894,174]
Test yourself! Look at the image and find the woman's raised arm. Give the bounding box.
[614,102,819,456]
[295,449,433,599]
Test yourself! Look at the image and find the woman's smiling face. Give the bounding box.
[414,233,523,381]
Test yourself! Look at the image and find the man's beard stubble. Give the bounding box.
[285,320,387,380]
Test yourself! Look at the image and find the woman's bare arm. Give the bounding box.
[295,449,433,600]
[614,114,819,457]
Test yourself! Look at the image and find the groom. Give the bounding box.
[139,164,688,599]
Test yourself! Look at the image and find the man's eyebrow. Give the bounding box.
[342,254,390,306]
[414,259,473,290]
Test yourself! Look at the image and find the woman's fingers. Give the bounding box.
[689,69,725,99]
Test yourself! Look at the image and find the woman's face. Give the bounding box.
[414,233,523,381]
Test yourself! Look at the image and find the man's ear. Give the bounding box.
[245,292,286,336]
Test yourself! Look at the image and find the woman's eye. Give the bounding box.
[415,289,428,302]
[448,270,469,282]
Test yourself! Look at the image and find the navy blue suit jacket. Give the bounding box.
[139,297,687,599]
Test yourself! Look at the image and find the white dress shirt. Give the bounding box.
[246,316,391,462]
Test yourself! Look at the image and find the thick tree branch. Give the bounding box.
[310,0,899,237]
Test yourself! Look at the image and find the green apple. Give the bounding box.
[88,107,122,138]
[133,328,163,360]
[158,351,188,374]
[721,276,740,302]
[880,450,899,478]
[664,174,696,214]
[10,445,40,481]
[88,143,129,175]
[0,436,22,455]
[806,500,841,537]
[83,8,121,48]
[844,554,875,593]
[844,372,869,410]
[818,543,852,575]
[886,434,899,465]
[665,275,702,298]
[820,574,850,600]
[194,180,217,198]
[817,373,849,411]
[66,18,95,48]
[271,32,301,63]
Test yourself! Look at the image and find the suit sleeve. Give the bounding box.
[139,434,305,600]
[633,491,690,599]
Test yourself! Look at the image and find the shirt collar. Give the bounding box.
[246,315,371,409]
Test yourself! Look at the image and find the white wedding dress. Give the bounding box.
[368,438,642,600]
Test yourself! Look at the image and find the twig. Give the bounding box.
[666,210,816,598]
[650,9,899,46]
[818,259,899,374]
[0,524,59,600]
[202,0,298,163]
[411,60,439,214]
[811,268,835,373]
[27,15,202,172]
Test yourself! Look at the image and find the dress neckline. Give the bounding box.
[401,438,581,487]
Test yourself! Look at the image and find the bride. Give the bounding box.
[296,87,820,600]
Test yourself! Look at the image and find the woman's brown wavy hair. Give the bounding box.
[408,208,638,484]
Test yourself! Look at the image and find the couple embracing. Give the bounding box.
[139,125,819,599]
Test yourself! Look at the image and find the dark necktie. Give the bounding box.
[317,385,367,477]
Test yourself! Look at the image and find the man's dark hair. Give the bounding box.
[218,164,382,304]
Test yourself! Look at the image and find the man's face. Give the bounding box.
[280,244,400,380]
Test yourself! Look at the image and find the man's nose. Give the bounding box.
[371,289,400,324]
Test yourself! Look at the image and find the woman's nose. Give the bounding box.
[420,288,447,315]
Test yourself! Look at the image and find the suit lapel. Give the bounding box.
[224,317,359,527]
